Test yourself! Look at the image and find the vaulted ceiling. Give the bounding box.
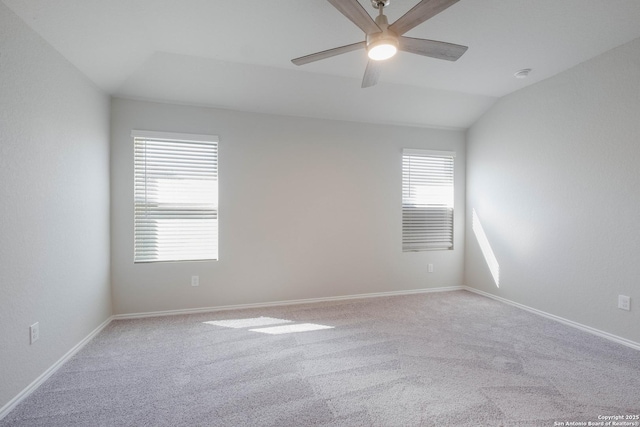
[4,0,640,128]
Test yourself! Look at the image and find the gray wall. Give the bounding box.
[465,37,640,343]
[110,98,466,315]
[0,4,111,410]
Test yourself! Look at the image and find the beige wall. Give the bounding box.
[465,37,640,344]
[0,4,111,411]
[110,98,466,315]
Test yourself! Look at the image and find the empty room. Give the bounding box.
[1,0,639,425]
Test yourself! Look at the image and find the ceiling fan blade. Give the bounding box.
[326,0,380,34]
[291,41,366,66]
[362,60,382,88]
[389,0,460,36]
[398,37,468,61]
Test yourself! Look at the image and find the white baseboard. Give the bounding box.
[463,286,640,351]
[0,316,114,421]
[113,286,465,320]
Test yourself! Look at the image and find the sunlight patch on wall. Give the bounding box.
[472,209,500,287]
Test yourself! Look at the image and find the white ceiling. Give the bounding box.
[4,0,640,129]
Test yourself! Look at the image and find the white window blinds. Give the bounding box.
[133,130,218,263]
[402,149,455,251]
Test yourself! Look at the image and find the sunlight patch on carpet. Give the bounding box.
[203,317,292,328]
[250,323,334,335]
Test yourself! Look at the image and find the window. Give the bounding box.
[402,149,455,251]
[133,130,218,263]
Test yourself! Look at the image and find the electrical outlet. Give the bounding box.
[428,264,434,273]
[618,295,630,311]
[30,322,39,344]
[191,275,199,287]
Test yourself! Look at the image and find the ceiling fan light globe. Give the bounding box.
[367,40,398,61]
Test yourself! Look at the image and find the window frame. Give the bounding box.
[132,130,219,263]
[402,148,455,252]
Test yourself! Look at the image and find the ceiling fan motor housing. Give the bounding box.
[366,12,399,60]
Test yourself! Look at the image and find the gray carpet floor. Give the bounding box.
[2,290,639,426]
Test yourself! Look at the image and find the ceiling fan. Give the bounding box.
[291,0,468,88]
